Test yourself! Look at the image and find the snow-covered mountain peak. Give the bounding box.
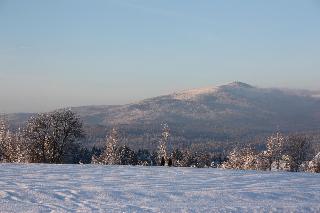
[170,82,254,100]
[225,81,254,89]
[171,86,218,100]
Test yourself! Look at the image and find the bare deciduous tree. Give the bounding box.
[284,135,312,171]
[25,109,84,163]
[222,146,257,170]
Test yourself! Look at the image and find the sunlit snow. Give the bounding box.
[0,164,319,212]
[172,87,218,100]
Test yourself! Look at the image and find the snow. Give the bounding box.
[0,164,320,212]
[172,87,217,100]
[171,82,254,101]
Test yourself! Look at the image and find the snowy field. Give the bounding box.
[0,164,320,213]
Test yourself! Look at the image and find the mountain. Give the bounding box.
[7,82,320,149]
[71,82,320,129]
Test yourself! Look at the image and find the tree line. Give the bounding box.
[0,109,319,173]
[222,132,320,172]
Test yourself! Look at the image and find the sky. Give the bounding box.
[1,0,320,113]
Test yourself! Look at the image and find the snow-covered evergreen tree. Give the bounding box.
[0,116,27,163]
[0,116,8,160]
[178,149,193,167]
[0,117,12,162]
[13,128,27,163]
[118,145,137,165]
[157,123,170,166]
[92,128,121,165]
[265,132,285,170]
[5,128,28,163]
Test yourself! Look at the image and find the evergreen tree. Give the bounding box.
[118,145,137,165]
[171,148,184,167]
[0,116,27,163]
[265,132,285,170]
[157,123,170,166]
[0,115,9,160]
[92,128,121,165]
[137,149,153,166]
[179,149,193,167]
[11,128,28,163]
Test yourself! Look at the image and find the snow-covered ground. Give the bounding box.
[0,164,319,213]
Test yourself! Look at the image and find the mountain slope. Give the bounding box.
[71,82,320,132]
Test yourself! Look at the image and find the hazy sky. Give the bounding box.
[1,0,320,113]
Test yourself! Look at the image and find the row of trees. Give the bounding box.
[1,110,319,173]
[222,132,320,172]
[0,111,217,167]
[91,125,220,167]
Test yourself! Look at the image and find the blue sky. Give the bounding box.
[1,0,320,113]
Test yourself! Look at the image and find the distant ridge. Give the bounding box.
[7,82,320,146]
